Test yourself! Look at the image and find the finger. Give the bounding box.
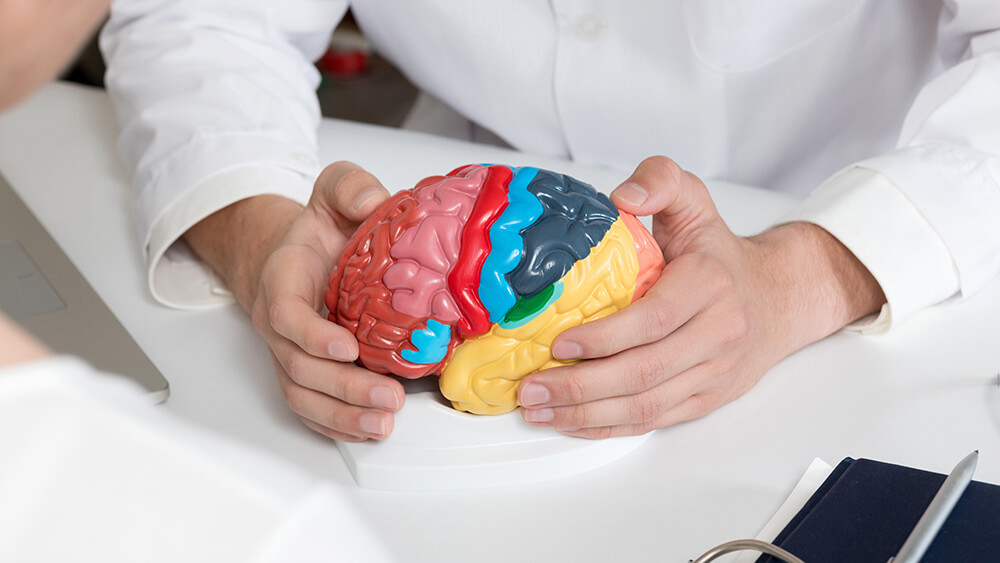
[257,244,359,361]
[301,418,367,443]
[551,251,724,361]
[520,299,746,408]
[268,335,403,411]
[609,157,724,258]
[523,362,715,432]
[522,320,708,408]
[312,160,391,224]
[555,392,725,439]
[276,366,395,439]
[609,155,715,219]
[267,287,359,362]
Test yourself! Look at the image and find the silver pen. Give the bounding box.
[889,450,979,563]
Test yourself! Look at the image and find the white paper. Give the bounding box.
[731,458,835,563]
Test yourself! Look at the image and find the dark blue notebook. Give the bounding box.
[757,458,1000,562]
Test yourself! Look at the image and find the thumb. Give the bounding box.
[312,160,391,224]
[609,156,720,229]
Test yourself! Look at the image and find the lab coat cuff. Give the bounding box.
[857,143,1000,294]
[146,164,313,309]
[134,132,320,243]
[783,166,959,333]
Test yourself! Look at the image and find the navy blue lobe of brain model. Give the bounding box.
[508,168,619,298]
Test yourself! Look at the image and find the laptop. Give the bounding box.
[0,172,169,402]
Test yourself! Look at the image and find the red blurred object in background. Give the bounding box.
[317,48,369,77]
[318,13,371,78]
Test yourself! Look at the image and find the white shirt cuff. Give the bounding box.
[784,166,960,333]
[147,165,313,309]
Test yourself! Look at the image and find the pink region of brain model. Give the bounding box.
[325,164,665,414]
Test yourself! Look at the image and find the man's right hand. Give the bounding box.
[185,162,404,442]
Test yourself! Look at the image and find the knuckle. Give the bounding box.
[334,376,361,404]
[317,160,356,184]
[642,302,675,339]
[258,254,283,288]
[712,358,739,384]
[282,350,305,382]
[560,405,590,429]
[562,373,589,404]
[638,419,663,435]
[338,167,376,193]
[642,156,684,184]
[251,300,268,332]
[590,426,615,440]
[626,355,666,392]
[302,328,328,358]
[722,312,751,345]
[717,266,737,292]
[702,392,728,414]
[319,409,346,433]
[628,394,663,424]
[267,299,284,331]
[327,160,356,172]
[686,393,715,419]
[704,259,734,293]
[282,386,305,416]
[681,252,714,278]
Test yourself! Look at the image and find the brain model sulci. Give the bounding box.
[325,164,666,415]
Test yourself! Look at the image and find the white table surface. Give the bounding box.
[2,82,998,562]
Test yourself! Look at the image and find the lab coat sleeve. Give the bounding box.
[785,2,1000,332]
[100,0,348,308]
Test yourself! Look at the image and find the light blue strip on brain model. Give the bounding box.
[401,319,451,364]
[479,167,545,322]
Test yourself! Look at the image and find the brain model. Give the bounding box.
[325,164,665,415]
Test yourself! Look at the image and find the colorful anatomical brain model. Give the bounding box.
[326,164,665,415]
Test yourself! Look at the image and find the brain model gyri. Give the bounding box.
[325,164,665,415]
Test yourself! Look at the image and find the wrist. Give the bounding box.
[748,222,886,350]
[183,195,303,311]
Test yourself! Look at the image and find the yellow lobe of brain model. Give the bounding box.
[439,217,640,414]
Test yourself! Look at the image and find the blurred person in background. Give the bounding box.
[0,3,390,560]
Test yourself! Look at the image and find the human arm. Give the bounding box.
[517,157,885,438]
[518,2,1000,438]
[184,162,404,441]
[101,1,406,440]
[100,0,347,307]
[782,1,1000,331]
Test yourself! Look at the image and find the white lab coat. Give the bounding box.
[101,0,1000,331]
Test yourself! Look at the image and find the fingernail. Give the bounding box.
[360,412,387,436]
[370,386,399,410]
[519,383,550,406]
[612,182,648,207]
[523,407,554,424]
[552,340,582,360]
[328,339,354,361]
[352,186,386,214]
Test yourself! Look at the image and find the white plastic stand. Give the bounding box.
[337,377,650,491]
